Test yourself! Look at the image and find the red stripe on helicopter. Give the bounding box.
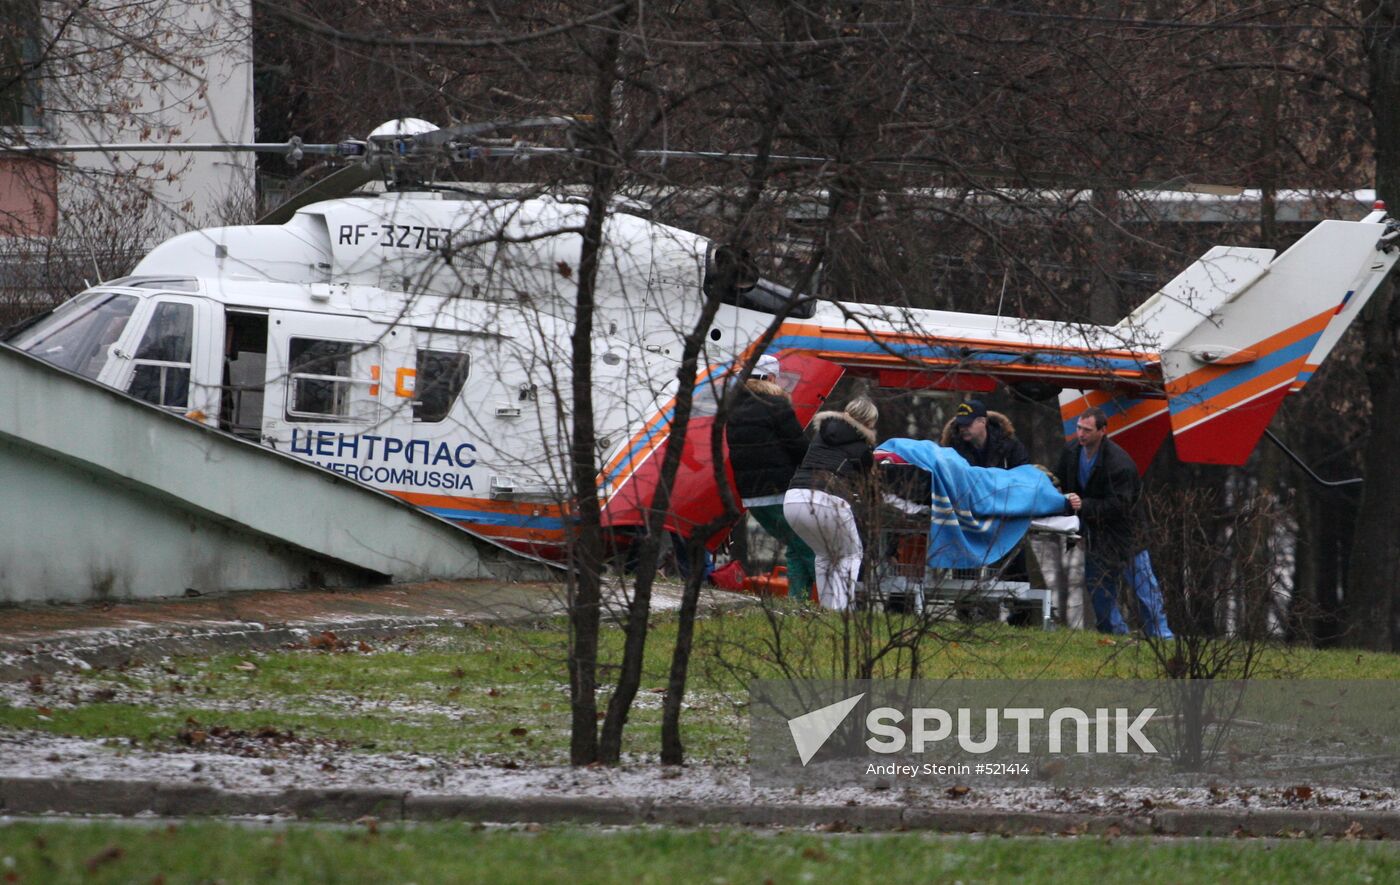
[1164,310,1333,465]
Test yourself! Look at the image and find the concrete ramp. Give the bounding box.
[0,344,552,604]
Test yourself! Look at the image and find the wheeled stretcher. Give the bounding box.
[862,460,1079,627]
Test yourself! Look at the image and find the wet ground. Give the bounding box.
[0,581,568,676]
[0,581,1397,835]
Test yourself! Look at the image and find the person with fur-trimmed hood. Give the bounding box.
[941,399,1033,600]
[940,400,1030,470]
[725,354,816,598]
[783,397,879,610]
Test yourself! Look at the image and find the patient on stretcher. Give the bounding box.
[873,438,1078,569]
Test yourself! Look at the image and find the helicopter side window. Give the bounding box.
[127,301,194,409]
[413,350,470,423]
[286,337,367,421]
[9,291,138,379]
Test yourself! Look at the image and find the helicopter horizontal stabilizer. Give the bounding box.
[1159,215,1400,465]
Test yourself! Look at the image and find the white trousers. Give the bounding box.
[783,488,862,610]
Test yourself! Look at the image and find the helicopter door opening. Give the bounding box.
[220,310,267,441]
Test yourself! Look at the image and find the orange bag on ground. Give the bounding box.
[743,566,790,597]
[709,559,747,591]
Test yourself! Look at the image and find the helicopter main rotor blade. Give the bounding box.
[258,162,378,225]
[0,139,365,164]
[411,115,580,150]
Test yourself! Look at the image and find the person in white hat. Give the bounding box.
[724,354,816,599]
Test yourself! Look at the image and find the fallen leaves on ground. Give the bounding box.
[84,845,124,872]
[1282,784,1314,803]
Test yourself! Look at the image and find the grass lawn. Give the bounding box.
[0,821,1397,884]
[3,609,1399,763]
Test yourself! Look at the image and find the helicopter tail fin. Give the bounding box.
[1159,212,1399,465]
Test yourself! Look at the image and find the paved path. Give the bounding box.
[0,580,575,679]
[3,773,1399,838]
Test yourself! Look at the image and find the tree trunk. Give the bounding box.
[1347,2,1400,650]
[657,96,792,765]
[566,6,631,764]
[1310,485,1356,646]
[598,265,727,763]
[1087,189,1122,325]
[1345,285,1400,649]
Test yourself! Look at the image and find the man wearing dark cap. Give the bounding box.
[942,399,1030,470]
[939,399,1034,611]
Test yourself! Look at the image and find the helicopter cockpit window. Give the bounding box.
[413,350,470,423]
[286,337,375,422]
[127,301,193,409]
[9,291,138,379]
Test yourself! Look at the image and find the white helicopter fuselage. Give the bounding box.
[10,190,1395,556]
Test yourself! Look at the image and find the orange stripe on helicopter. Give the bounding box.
[1164,310,1333,432]
[1169,364,1300,432]
[460,524,566,543]
[390,490,563,515]
[771,321,1160,384]
[1290,362,1321,393]
[597,354,756,499]
[599,393,680,497]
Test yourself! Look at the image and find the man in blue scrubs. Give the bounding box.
[1055,407,1173,638]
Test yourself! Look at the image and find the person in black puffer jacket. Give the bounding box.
[783,397,879,610]
[725,354,816,598]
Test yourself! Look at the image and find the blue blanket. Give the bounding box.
[875,438,1069,569]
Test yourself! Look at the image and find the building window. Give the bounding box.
[0,2,42,129]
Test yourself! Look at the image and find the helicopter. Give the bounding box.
[4,118,1398,560]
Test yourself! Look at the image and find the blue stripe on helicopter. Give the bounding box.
[422,507,565,529]
[1164,332,1322,416]
[1060,395,1150,437]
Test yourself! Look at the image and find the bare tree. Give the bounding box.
[1347,0,1400,650]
